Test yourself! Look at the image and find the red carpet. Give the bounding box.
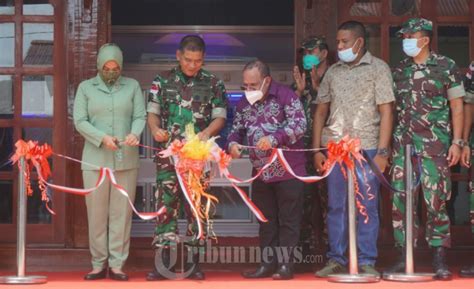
[0,271,473,289]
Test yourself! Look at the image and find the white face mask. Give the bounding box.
[402,38,422,57]
[245,78,267,105]
[338,39,360,63]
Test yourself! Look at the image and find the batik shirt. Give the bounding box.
[226,80,307,183]
[316,51,395,149]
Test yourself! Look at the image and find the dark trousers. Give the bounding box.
[252,178,305,266]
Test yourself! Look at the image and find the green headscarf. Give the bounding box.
[97,43,123,85]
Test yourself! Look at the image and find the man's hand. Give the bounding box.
[256,136,273,151]
[310,66,321,91]
[292,66,305,96]
[313,152,327,174]
[447,144,461,167]
[373,155,389,173]
[461,146,471,168]
[123,133,139,146]
[152,128,169,143]
[102,135,118,150]
[230,143,242,159]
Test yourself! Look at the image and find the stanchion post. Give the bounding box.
[383,144,434,282]
[405,144,415,275]
[328,163,379,283]
[347,170,358,275]
[0,157,47,284]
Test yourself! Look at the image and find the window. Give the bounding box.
[0,0,66,242]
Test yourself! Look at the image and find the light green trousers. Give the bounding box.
[83,168,138,270]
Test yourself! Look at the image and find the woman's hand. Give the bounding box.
[124,133,139,146]
[102,135,118,150]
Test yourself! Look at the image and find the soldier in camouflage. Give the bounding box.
[388,18,466,280]
[146,35,228,281]
[459,61,474,277]
[292,36,330,269]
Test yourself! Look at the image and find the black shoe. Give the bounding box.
[460,264,474,278]
[108,268,129,281]
[384,248,406,274]
[272,264,293,280]
[432,247,452,281]
[84,268,107,280]
[242,263,276,279]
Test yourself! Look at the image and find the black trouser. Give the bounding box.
[252,178,305,267]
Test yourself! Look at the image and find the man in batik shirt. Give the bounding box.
[313,21,394,278]
[227,60,307,280]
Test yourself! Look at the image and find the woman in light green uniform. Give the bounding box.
[73,43,146,281]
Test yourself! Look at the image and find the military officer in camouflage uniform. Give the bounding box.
[146,35,228,281]
[459,61,474,277]
[291,36,330,268]
[388,18,466,280]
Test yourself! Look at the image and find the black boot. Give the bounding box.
[242,263,276,279]
[186,251,205,280]
[459,264,474,278]
[146,247,174,281]
[384,247,406,274]
[432,246,452,281]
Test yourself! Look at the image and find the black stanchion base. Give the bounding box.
[0,275,47,284]
[327,273,380,283]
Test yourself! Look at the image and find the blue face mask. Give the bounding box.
[302,54,320,70]
[337,39,361,63]
[402,38,422,57]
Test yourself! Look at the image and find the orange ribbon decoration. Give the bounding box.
[323,135,371,224]
[10,140,53,205]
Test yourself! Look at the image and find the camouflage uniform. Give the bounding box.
[464,61,474,234]
[147,66,227,247]
[291,36,329,256]
[391,18,466,248]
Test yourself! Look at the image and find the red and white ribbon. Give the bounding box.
[33,163,166,221]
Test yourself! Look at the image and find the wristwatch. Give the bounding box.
[376,148,390,158]
[452,139,465,148]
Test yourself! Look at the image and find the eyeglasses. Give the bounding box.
[240,80,264,91]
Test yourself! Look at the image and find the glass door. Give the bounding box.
[0,0,66,244]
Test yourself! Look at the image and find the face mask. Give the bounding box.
[101,70,121,85]
[302,54,320,70]
[402,38,422,57]
[245,78,266,105]
[338,39,360,63]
